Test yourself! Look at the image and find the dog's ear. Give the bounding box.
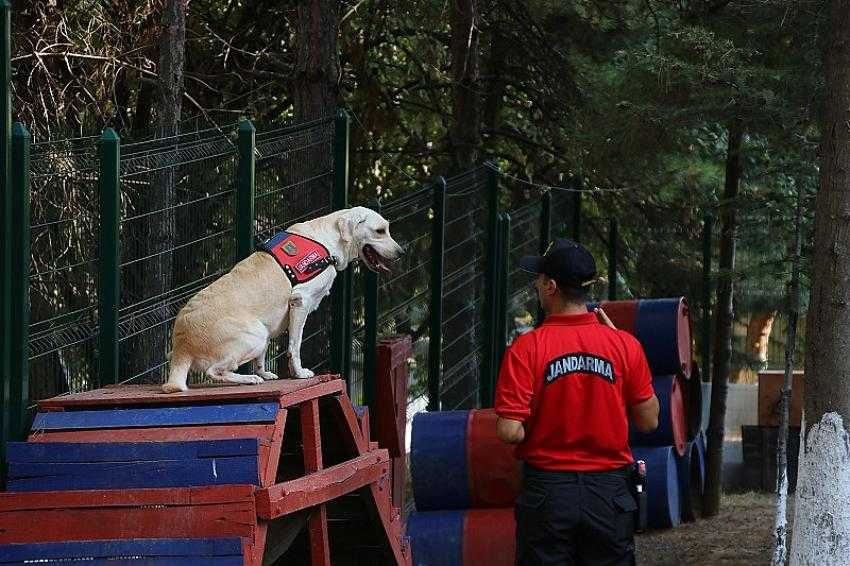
[336,209,368,244]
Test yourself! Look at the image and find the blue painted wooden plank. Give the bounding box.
[31,402,279,431]
[0,538,243,563]
[7,438,259,463]
[7,456,260,491]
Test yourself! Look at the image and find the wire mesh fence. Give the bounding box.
[440,167,491,410]
[504,198,543,344]
[255,117,335,377]
[118,124,240,385]
[27,134,101,403]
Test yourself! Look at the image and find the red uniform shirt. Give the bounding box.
[495,312,654,471]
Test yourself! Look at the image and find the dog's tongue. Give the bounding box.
[376,258,391,276]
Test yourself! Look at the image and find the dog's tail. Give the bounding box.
[162,353,192,394]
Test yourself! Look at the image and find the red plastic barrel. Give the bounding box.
[630,375,687,456]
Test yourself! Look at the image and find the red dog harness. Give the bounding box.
[258,231,337,287]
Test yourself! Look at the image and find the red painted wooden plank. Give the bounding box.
[255,450,390,520]
[0,485,255,512]
[27,424,277,445]
[326,394,367,455]
[301,399,322,472]
[261,409,287,487]
[279,380,344,409]
[37,375,339,410]
[0,489,257,544]
[247,523,268,566]
[299,399,330,566]
[308,505,331,566]
[365,481,410,566]
[376,336,411,458]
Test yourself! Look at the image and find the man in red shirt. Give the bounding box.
[495,238,660,565]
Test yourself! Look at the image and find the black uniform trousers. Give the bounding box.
[515,464,637,566]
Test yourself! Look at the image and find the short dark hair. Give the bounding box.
[556,280,588,302]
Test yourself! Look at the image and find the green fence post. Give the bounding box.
[537,191,552,324]
[363,199,381,413]
[98,128,121,387]
[492,213,511,402]
[480,163,501,408]
[608,217,618,301]
[331,109,352,386]
[236,120,256,261]
[1,0,12,463]
[571,190,582,242]
[702,212,713,381]
[9,123,30,440]
[427,177,447,411]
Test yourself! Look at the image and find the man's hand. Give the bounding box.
[594,307,617,330]
[496,417,525,444]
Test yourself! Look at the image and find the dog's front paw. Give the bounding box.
[258,370,279,381]
[294,368,315,379]
[244,375,265,385]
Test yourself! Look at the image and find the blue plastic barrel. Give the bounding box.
[407,510,464,566]
[632,445,681,529]
[676,440,705,522]
[589,298,692,378]
[411,411,471,510]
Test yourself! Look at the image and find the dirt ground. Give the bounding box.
[636,492,793,565]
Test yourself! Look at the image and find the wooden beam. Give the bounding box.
[255,450,390,520]
[301,399,330,566]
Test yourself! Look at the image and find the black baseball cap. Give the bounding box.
[518,238,597,287]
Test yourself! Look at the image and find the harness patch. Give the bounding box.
[543,352,615,385]
[258,231,336,287]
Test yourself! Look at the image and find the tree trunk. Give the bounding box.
[449,0,481,171]
[772,181,803,566]
[139,0,185,383]
[293,0,339,121]
[702,122,743,517]
[791,1,850,561]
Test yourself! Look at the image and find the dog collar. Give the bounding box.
[258,231,338,286]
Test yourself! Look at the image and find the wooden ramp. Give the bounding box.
[0,374,411,565]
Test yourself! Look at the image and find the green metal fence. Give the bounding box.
[27,132,100,405]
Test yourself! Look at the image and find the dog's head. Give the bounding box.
[336,206,403,275]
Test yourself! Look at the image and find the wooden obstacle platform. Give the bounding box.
[0,370,412,565]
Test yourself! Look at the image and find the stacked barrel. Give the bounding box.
[593,297,705,528]
[406,297,706,565]
[408,409,519,566]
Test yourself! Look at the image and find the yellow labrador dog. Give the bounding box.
[162,207,402,393]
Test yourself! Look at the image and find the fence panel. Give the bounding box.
[504,199,543,344]
[118,124,239,384]
[27,134,100,402]
[440,168,490,410]
[255,117,335,376]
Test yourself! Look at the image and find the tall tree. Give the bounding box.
[294,0,339,120]
[449,0,481,171]
[703,121,743,517]
[791,0,850,561]
[140,0,186,381]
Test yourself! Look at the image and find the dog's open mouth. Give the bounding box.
[362,244,392,276]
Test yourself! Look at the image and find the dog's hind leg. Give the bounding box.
[287,296,314,379]
[207,360,264,385]
[162,353,192,394]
